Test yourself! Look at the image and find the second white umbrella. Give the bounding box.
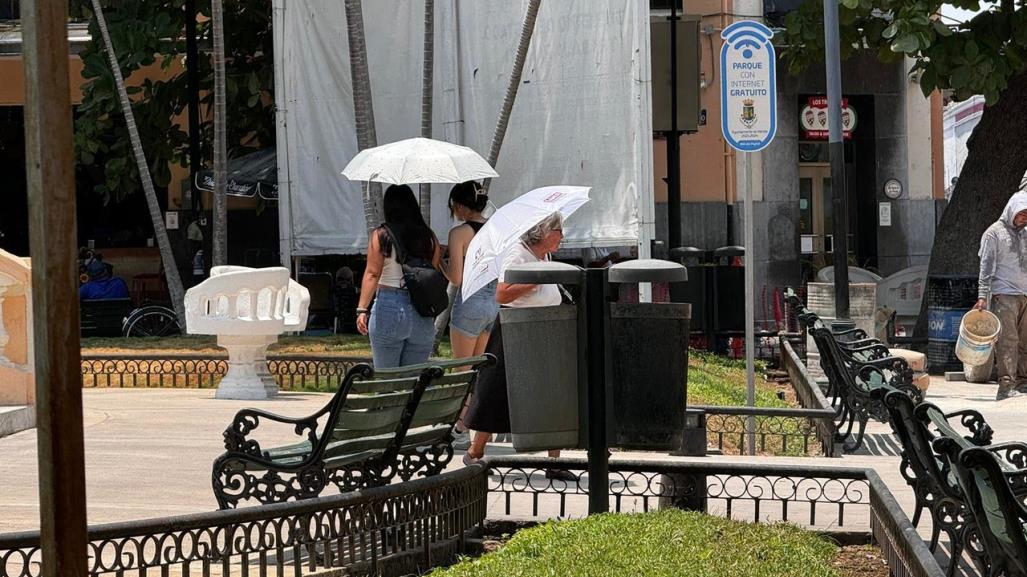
[461,186,591,302]
[340,137,499,185]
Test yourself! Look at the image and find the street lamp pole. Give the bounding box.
[822,0,850,321]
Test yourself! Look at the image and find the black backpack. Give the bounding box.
[382,225,449,317]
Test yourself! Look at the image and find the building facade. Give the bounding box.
[651,0,945,319]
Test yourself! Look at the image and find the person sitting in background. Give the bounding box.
[79,257,129,301]
[333,266,359,333]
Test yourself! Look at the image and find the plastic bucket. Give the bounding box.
[955,310,1001,366]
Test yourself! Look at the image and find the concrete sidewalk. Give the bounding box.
[0,377,1022,535]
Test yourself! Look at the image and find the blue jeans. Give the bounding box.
[369,289,436,368]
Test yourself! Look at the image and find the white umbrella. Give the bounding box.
[341,137,499,184]
[461,186,591,302]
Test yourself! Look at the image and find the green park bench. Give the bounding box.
[876,387,993,576]
[934,432,1027,577]
[211,355,494,509]
[785,288,920,453]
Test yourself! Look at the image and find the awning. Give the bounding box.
[195,148,278,201]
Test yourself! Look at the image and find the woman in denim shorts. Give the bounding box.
[356,185,442,368]
[442,182,500,443]
[445,182,500,359]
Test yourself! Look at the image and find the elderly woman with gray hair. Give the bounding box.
[462,213,573,479]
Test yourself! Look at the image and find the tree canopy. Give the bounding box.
[70,0,274,204]
[781,0,1025,105]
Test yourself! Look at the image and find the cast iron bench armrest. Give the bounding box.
[942,409,994,446]
[222,408,324,456]
[833,328,869,341]
[981,441,1027,470]
[213,444,324,472]
[841,342,891,356]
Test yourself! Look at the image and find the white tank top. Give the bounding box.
[379,252,403,288]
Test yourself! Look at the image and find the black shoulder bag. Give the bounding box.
[382,225,450,317]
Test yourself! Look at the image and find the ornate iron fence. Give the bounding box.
[697,405,836,457]
[0,460,943,577]
[485,456,944,577]
[80,353,370,390]
[0,465,486,577]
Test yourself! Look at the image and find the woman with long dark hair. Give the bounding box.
[356,184,443,367]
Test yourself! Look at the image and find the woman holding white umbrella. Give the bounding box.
[463,212,575,480]
[356,185,443,367]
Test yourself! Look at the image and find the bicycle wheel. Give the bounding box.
[122,306,182,337]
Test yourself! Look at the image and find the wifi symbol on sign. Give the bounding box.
[721,21,775,57]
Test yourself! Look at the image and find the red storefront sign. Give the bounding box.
[800,96,857,140]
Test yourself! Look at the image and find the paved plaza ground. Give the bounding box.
[0,376,1024,543]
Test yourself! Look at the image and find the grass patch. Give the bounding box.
[432,509,840,577]
[687,351,820,457]
[686,351,785,408]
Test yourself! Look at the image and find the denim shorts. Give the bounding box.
[450,281,500,338]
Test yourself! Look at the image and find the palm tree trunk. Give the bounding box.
[344,0,383,235]
[419,0,435,224]
[90,0,188,329]
[435,1,542,351]
[483,0,542,193]
[211,0,229,266]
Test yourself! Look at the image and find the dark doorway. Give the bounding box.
[0,106,28,255]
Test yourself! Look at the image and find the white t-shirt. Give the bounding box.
[499,243,562,308]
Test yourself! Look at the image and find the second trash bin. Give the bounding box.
[607,260,690,451]
[500,262,582,452]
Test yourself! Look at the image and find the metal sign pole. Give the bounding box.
[743,151,756,456]
[719,21,777,458]
[822,0,850,321]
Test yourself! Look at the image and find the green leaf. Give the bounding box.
[841,0,859,10]
[932,20,953,37]
[965,40,980,61]
[919,67,938,97]
[1007,44,1024,70]
[892,34,920,53]
[950,64,973,88]
[883,22,900,39]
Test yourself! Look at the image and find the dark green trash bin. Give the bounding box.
[607,260,690,451]
[498,261,585,453]
[501,305,579,452]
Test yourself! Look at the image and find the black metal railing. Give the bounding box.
[80,353,370,390]
[0,459,944,577]
[486,456,944,577]
[0,465,487,577]
[487,457,869,526]
[698,405,836,457]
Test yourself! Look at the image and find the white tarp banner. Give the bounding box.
[273,0,653,256]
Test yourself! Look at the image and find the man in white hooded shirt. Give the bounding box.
[974,189,1027,400]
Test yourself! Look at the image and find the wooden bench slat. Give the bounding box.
[342,390,418,410]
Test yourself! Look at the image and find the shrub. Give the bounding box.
[432,509,840,577]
